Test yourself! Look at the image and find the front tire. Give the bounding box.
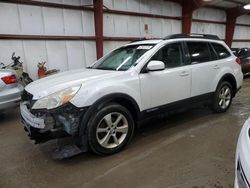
[211,81,233,113]
[87,103,134,155]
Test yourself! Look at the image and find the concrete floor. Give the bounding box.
[1,79,250,188]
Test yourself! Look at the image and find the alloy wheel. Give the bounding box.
[218,85,232,109]
[96,112,129,149]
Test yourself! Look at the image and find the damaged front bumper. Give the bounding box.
[20,101,88,144]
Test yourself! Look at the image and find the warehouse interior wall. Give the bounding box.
[191,8,226,39]
[233,15,250,48]
[103,0,181,54]
[0,0,96,79]
[0,0,249,79]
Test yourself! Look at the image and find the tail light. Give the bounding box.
[1,75,17,84]
[236,57,241,65]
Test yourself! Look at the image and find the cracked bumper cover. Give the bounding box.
[20,101,88,144]
[20,102,45,129]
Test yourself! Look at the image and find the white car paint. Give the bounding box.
[25,38,243,113]
[139,65,191,109]
[235,117,250,188]
[0,69,23,110]
[25,68,120,99]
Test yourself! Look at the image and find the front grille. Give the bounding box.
[249,128,250,139]
[237,159,250,188]
[21,90,34,109]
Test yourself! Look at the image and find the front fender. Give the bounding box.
[70,82,142,111]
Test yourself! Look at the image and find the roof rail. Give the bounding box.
[164,33,220,40]
[129,37,161,43]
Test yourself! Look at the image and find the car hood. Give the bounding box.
[25,68,118,99]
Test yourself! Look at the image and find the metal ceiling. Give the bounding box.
[206,0,249,9]
[173,0,250,10]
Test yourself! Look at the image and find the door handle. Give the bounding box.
[179,71,189,77]
[213,65,220,69]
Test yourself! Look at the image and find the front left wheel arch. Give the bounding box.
[78,93,141,137]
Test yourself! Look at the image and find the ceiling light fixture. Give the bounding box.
[244,4,250,10]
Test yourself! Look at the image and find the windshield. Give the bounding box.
[91,44,154,71]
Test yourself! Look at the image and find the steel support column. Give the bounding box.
[182,0,211,34]
[182,4,193,34]
[225,7,245,47]
[94,0,103,59]
[225,13,237,47]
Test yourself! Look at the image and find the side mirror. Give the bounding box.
[147,60,165,71]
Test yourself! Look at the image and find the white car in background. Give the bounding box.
[235,117,250,188]
[0,69,23,112]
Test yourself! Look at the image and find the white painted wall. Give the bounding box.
[191,8,226,39]
[0,2,96,79]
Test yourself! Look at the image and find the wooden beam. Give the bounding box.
[94,0,103,59]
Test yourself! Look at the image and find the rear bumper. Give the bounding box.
[0,84,23,110]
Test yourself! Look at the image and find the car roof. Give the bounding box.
[128,39,163,46]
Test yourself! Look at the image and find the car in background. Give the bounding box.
[0,69,23,112]
[235,117,250,188]
[232,48,250,76]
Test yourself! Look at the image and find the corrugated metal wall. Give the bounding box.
[0,1,95,79]
[103,0,181,54]
[0,0,249,79]
[233,15,250,48]
[191,8,226,39]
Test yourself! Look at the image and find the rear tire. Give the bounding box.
[211,81,233,113]
[87,103,134,155]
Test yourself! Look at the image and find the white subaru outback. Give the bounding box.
[20,34,243,155]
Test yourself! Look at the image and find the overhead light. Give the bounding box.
[244,4,250,9]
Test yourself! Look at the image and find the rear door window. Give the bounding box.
[186,42,211,64]
[212,43,231,59]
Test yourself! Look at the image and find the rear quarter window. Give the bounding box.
[212,43,231,59]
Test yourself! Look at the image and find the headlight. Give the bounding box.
[32,86,81,110]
